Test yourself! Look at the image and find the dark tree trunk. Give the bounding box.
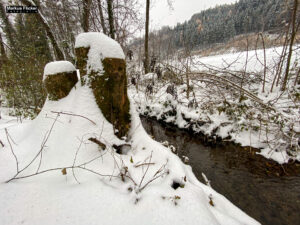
[62,0,75,60]
[0,2,16,47]
[281,0,298,91]
[20,0,64,60]
[82,0,91,32]
[97,0,108,35]
[0,33,7,62]
[106,0,115,39]
[144,0,150,74]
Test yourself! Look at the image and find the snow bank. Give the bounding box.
[130,45,300,164]
[0,87,259,225]
[0,34,260,225]
[75,32,125,74]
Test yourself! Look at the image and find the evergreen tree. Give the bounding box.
[0,14,53,117]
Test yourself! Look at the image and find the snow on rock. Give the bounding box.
[75,32,125,74]
[43,61,76,80]
[0,86,260,225]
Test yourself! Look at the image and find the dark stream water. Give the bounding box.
[141,117,300,225]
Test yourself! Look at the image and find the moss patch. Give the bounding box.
[44,71,78,101]
[90,58,130,138]
[75,47,90,76]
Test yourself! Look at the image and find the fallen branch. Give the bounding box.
[134,162,155,168]
[88,137,106,149]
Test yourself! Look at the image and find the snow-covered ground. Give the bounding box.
[0,32,260,225]
[0,84,259,225]
[129,45,300,164]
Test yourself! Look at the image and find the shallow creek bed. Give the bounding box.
[141,116,300,225]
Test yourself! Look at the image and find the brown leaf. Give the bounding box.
[61,168,67,175]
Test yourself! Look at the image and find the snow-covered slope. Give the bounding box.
[0,81,260,225]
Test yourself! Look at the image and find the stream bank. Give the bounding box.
[141,116,300,225]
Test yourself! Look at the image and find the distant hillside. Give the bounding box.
[131,0,292,58]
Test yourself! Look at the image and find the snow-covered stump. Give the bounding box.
[75,32,130,138]
[43,61,77,101]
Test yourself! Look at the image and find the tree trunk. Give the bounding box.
[294,68,300,86]
[82,0,91,32]
[20,0,64,60]
[0,2,16,48]
[97,0,107,35]
[75,35,130,138]
[144,0,150,74]
[281,0,298,91]
[106,0,115,39]
[0,32,7,62]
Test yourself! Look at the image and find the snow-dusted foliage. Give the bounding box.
[129,45,300,164]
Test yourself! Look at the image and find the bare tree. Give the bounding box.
[281,0,298,91]
[0,1,16,48]
[82,0,92,32]
[107,0,115,39]
[144,0,150,74]
[97,0,108,34]
[20,0,64,60]
[0,33,7,61]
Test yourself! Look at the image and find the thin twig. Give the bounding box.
[8,114,59,181]
[5,128,19,173]
[138,151,153,187]
[72,137,84,184]
[134,162,155,168]
[51,111,96,125]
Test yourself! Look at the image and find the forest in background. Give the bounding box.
[131,0,297,59]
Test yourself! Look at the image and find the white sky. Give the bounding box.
[140,0,238,30]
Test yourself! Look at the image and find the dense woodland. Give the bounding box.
[131,0,296,58]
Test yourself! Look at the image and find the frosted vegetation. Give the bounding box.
[129,45,300,164]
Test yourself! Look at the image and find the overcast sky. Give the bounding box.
[141,0,238,30]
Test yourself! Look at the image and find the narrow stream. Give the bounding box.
[141,117,300,225]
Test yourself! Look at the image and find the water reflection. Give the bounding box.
[141,117,300,225]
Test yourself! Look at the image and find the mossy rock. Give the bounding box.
[75,47,90,76]
[90,58,130,138]
[44,71,78,101]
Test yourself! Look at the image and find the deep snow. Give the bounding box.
[0,81,260,225]
[0,30,260,225]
